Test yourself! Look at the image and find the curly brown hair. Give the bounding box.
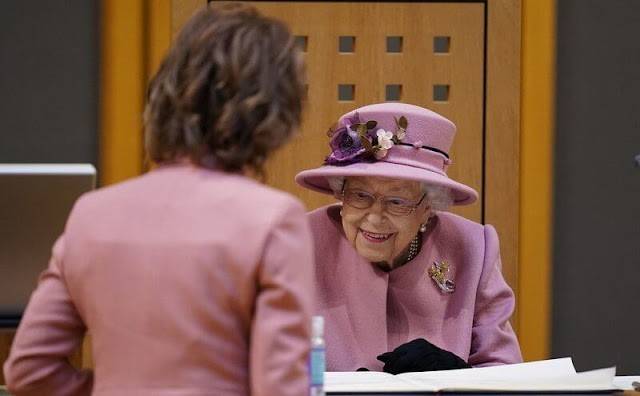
[144,3,305,176]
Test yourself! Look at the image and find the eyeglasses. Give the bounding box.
[341,188,426,217]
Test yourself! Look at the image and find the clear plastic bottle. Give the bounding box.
[309,316,325,396]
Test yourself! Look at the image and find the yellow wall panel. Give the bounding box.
[519,0,556,361]
[100,0,146,185]
[148,0,172,78]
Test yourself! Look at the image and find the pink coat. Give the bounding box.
[308,204,522,371]
[4,164,314,396]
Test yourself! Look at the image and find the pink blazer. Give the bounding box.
[4,164,314,396]
[308,204,522,371]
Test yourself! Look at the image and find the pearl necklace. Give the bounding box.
[406,234,420,262]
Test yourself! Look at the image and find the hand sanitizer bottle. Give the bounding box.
[309,316,325,396]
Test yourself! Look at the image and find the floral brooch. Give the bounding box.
[428,260,455,293]
[324,112,408,165]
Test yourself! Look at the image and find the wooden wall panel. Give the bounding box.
[171,1,484,222]
[100,0,146,186]
[148,0,172,78]
[485,0,522,333]
[171,0,203,37]
[519,0,555,361]
[246,3,485,224]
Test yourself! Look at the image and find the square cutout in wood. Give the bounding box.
[386,36,403,53]
[433,84,450,102]
[339,36,355,53]
[295,35,308,52]
[434,36,450,53]
[338,84,355,101]
[385,84,402,101]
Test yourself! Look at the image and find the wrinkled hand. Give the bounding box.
[377,338,471,374]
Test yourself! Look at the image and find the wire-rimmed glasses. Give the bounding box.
[341,188,426,216]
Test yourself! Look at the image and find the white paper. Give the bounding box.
[325,358,618,393]
[613,376,640,391]
[325,371,430,392]
[423,367,617,392]
[399,357,577,382]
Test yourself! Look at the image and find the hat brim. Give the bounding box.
[295,162,478,206]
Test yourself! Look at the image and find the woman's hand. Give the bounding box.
[376,338,471,374]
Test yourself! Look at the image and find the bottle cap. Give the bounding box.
[312,315,324,337]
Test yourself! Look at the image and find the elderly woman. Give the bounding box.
[4,4,312,396]
[296,103,522,373]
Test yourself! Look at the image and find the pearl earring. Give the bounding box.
[420,223,427,233]
[340,209,344,217]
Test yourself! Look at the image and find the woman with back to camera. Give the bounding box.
[296,102,522,373]
[4,4,313,396]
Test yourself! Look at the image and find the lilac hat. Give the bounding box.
[295,103,478,205]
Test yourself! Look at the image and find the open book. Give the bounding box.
[325,358,618,393]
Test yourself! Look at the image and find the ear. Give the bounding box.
[332,177,347,200]
[418,203,432,225]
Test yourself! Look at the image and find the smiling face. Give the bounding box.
[339,176,431,268]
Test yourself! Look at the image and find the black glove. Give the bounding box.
[377,338,471,374]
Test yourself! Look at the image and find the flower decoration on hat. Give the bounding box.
[325,112,409,165]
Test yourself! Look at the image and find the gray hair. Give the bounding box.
[327,176,453,212]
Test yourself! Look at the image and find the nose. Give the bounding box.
[365,198,387,223]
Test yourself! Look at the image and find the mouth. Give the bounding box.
[360,229,394,243]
